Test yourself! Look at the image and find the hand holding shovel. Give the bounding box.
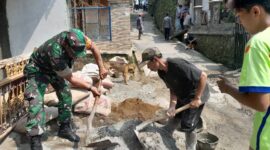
[135,103,191,132]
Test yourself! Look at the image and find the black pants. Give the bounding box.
[138,28,143,39]
[143,5,147,11]
[180,18,184,30]
[135,5,139,10]
[164,28,170,40]
[175,101,205,132]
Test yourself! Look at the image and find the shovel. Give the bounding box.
[132,50,143,73]
[85,79,102,145]
[134,104,190,136]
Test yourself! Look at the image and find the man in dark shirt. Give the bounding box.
[139,47,209,150]
[136,14,144,40]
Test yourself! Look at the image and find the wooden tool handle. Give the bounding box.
[135,104,190,131]
[175,104,190,114]
[159,103,190,121]
[132,50,142,73]
[87,79,102,133]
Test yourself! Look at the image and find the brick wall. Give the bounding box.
[96,1,132,54]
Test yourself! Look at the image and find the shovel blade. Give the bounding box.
[85,139,118,148]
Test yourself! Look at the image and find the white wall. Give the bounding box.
[7,0,70,56]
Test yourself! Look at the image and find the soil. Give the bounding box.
[110,98,161,121]
[92,98,162,127]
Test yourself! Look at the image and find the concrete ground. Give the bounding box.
[0,10,253,150]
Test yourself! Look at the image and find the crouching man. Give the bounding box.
[139,47,209,150]
[24,28,108,150]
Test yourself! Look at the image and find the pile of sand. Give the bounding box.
[93,98,161,127]
[111,98,161,121]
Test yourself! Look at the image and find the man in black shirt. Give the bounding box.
[139,47,209,150]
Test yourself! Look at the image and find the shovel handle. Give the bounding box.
[132,50,143,73]
[163,103,190,120]
[175,103,190,114]
[135,104,190,131]
[87,79,102,133]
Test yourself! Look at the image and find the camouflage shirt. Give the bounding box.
[24,29,87,77]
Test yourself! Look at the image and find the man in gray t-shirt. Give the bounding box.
[163,13,172,40]
[139,47,209,150]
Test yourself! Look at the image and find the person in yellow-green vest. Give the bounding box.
[217,0,270,149]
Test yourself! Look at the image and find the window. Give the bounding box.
[69,0,111,41]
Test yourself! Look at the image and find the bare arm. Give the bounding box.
[190,71,208,108]
[195,72,208,99]
[64,73,100,96]
[85,37,108,79]
[88,43,104,69]
[217,77,270,112]
[169,89,177,108]
[166,89,177,117]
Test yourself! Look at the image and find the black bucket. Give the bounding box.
[197,132,219,150]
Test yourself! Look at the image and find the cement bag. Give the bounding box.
[81,63,99,78]
[72,71,93,85]
[44,89,90,106]
[109,56,128,64]
[74,94,111,116]
[13,106,58,133]
[47,71,92,93]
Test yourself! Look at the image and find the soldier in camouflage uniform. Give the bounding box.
[24,28,108,150]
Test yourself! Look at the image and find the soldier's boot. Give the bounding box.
[58,121,80,142]
[30,135,43,150]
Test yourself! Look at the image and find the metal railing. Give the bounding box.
[233,22,249,69]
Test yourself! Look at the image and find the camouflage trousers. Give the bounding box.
[24,72,72,136]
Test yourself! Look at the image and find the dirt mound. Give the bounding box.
[111,98,161,121]
[93,98,161,127]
